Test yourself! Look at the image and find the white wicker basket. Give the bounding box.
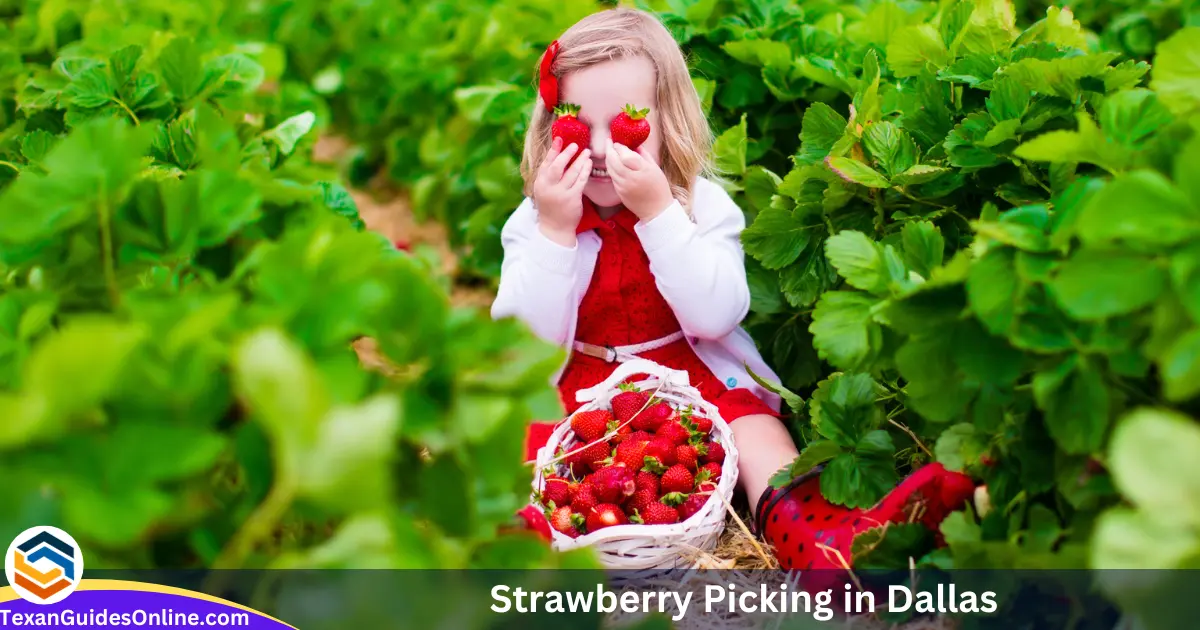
[530,359,740,572]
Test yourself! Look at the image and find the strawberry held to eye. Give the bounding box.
[611,104,651,150]
[551,103,590,165]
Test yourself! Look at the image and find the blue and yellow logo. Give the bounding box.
[5,526,85,605]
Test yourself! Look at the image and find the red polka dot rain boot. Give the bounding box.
[755,462,975,572]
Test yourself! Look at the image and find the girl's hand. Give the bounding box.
[606,140,674,221]
[533,137,592,246]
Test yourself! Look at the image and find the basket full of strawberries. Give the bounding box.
[529,359,739,570]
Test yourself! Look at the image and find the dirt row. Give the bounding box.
[313,135,495,310]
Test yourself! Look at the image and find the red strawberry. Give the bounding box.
[642,439,676,472]
[569,439,611,472]
[635,470,660,495]
[591,465,636,503]
[614,439,649,471]
[631,400,673,431]
[571,409,612,443]
[702,441,725,465]
[637,502,679,525]
[551,103,590,166]
[610,104,651,150]
[675,444,701,472]
[700,462,722,483]
[542,475,575,507]
[627,431,653,447]
[608,418,632,444]
[696,479,717,494]
[661,464,695,495]
[611,384,650,423]
[677,493,709,521]
[571,484,598,514]
[548,505,582,538]
[587,504,628,531]
[657,420,694,446]
[690,412,713,435]
[517,504,552,541]
[625,487,658,516]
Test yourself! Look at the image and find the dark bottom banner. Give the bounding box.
[2,569,1198,630]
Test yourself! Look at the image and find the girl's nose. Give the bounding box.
[589,126,609,157]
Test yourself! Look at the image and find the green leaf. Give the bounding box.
[741,205,818,270]
[0,117,154,244]
[1023,7,1089,50]
[297,394,402,512]
[1092,508,1199,570]
[1050,249,1166,320]
[825,156,889,188]
[810,291,884,371]
[232,328,331,476]
[892,165,951,186]
[798,103,848,165]
[742,166,781,211]
[967,247,1018,335]
[825,231,888,294]
[264,111,317,155]
[1034,356,1110,454]
[788,439,843,476]
[985,75,1032,121]
[16,317,146,441]
[1100,89,1175,150]
[862,122,917,178]
[945,113,1003,171]
[935,423,988,473]
[821,430,898,509]
[900,221,944,280]
[158,36,204,101]
[1109,407,1200,526]
[19,130,55,165]
[810,372,882,447]
[887,24,951,77]
[1159,330,1200,402]
[1013,113,1124,174]
[1150,27,1200,116]
[953,0,1018,56]
[1076,170,1200,247]
[714,114,747,176]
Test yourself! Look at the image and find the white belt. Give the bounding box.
[572,331,686,363]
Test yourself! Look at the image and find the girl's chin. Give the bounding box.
[584,184,621,208]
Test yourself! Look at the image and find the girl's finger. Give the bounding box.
[540,137,564,175]
[548,143,580,179]
[564,148,591,186]
[569,151,592,193]
[606,141,630,178]
[613,143,643,170]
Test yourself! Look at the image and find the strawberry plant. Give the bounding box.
[732,0,1200,576]
[0,6,628,627]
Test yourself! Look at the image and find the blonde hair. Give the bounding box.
[519,7,713,212]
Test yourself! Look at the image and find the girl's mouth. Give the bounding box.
[590,167,610,181]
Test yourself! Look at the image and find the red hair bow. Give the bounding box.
[539,40,560,112]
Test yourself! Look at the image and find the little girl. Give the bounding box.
[493,7,974,571]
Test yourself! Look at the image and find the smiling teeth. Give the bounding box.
[591,168,608,177]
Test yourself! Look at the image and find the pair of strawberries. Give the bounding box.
[551,103,650,165]
[537,383,727,539]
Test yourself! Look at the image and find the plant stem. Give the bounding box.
[98,193,121,309]
[889,417,934,459]
[212,479,296,570]
[111,98,140,126]
[0,160,19,173]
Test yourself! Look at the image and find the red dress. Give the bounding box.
[556,200,778,421]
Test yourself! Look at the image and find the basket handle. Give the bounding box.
[575,359,690,403]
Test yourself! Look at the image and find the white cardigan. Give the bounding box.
[490,176,783,413]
